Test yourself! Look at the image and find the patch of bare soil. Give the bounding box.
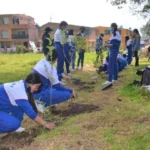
[135,116,150,123]
[0,128,40,150]
[51,103,102,117]
[72,78,96,92]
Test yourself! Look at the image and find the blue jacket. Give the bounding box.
[0,80,37,120]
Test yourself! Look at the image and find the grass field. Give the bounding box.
[0,52,150,150]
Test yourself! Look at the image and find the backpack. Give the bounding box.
[141,66,150,85]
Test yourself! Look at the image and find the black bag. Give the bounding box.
[142,67,150,85]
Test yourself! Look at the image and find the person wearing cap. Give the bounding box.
[42,27,54,56]
[103,23,121,85]
[76,27,86,70]
[54,21,70,81]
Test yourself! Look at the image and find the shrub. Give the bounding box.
[16,45,27,54]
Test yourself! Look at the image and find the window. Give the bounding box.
[0,17,9,24]
[84,29,91,35]
[16,30,26,35]
[104,30,110,35]
[1,31,8,38]
[13,16,19,24]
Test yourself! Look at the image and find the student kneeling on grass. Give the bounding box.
[33,49,77,108]
[0,73,55,134]
[117,54,128,72]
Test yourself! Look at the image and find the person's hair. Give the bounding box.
[125,36,130,44]
[68,29,74,35]
[80,26,85,32]
[25,73,42,85]
[111,23,118,36]
[42,27,52,40]
[25,73,42,113]
[100,33,104,37]
[106,56,109,62]
[133,29,139,35]
[123,54,127,58]
[60,21,68,28]
[47,49,58,62]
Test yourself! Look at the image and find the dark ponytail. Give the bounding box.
[25,73,42,113]
[111,23,118,36]
[125,36,130,45]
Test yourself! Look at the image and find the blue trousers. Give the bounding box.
[65,53,71,74]
[33,88,71,107]
[108,50,118,82]
[55,42,65,77]
[71,51,76,70]
[77,51,85,67]
[64,44,71,74]
[0,107,23,134]
[127,49,132,65]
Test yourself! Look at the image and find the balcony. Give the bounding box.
[12,34,29,39]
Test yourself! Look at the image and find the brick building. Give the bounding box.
[38,22,131,50]
[0,14,38,48]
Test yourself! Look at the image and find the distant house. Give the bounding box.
[0,14,38,48]
[38,22,131,50]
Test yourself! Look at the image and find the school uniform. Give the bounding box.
[54,29,66,79]
[0,80,37,134]
[95,37,103,53]
[126,39,132,64]
[117,54,128,72]
[108,31,121,82]
[33,59,72,107]
[68,35,76,70]
[64,41,71,74]
[95,37,104,66]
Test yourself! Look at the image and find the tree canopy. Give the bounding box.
[109,0,150,16]
[141,20,150,40]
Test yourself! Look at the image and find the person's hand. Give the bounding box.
[104,44,108,48]
[71,90,77,98]
[44,123,55,129]
[63,75,71,84]
[69,53,72,57]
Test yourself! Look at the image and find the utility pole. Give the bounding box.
[50,13,53,23]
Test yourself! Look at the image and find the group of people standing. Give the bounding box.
[42,21,86,82]
[95,23,141,85]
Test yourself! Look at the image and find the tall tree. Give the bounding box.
[108,0,150,16]
[141,20,150,40]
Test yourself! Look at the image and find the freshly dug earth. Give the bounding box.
[0,128,40,150]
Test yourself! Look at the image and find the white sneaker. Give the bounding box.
[103,81,112,85]
[67,73,72,76]
[15,127,25,133]
[60,80,66,85]
[72,69,75,72]
[112,80,117,83]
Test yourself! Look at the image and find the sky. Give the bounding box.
[0,0,147,30]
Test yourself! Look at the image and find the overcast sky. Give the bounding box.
[0,0,147,30]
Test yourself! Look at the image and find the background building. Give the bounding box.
[0,14,38,48]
